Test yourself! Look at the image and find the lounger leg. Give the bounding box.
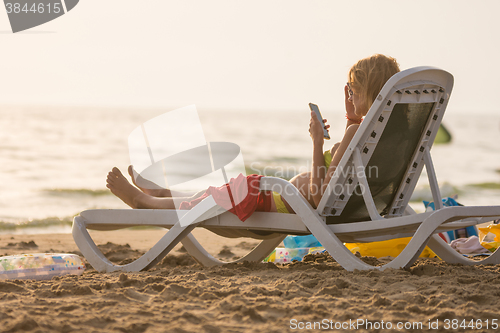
[260,177,376,271]
[380,207,500,270]
[181,233,286,266]
[260,177,500,271]
[405,207,500,266]
[268,176,422,270]
[73,216,199,272]
[428,234,500,265]
[73,197,222,272]
[73,215,116,272]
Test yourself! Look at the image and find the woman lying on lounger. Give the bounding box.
[107,54,400,215]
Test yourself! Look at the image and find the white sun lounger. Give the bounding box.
[73,66,500,272]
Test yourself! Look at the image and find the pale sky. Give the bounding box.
[1,0,499,114]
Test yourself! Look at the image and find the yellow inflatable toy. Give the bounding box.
[345,237,437,258]
[479,224,500,252]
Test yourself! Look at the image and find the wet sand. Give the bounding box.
[1,229,500,333]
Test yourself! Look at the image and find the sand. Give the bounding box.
[1,229,500,333]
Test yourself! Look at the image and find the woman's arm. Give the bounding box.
[319,124,359,204]
[309,111,329,207]
[309,84,361,207]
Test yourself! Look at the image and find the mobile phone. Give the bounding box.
[309,103,330,140]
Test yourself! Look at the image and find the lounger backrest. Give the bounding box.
[317,67,454,224]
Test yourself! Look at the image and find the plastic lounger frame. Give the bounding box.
[73,67,500,272]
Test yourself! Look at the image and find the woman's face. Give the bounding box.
[348,84,368,117]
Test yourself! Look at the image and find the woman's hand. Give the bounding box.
[345,84,361,122]
[309,111,330,146]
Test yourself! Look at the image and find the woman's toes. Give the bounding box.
[111,167,123,177]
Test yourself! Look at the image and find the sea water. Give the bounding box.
[1,105,499,234]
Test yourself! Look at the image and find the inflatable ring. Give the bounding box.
[0,253,85,280]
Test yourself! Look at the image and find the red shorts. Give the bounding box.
[179,174,271,221]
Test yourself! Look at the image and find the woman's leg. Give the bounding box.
[107,167,203,209]
[113,159,343,212]
[128,165,198,198]
[290,172,315,207]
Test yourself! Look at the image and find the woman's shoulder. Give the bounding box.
[341,124,360,146]
[345,123,360,136]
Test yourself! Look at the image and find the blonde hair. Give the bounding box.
[348,54,400,111]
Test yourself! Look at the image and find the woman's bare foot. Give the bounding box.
[107,167,150,208]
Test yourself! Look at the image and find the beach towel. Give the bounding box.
[450,235,489,254]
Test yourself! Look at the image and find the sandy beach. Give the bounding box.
[0,229,499,333]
